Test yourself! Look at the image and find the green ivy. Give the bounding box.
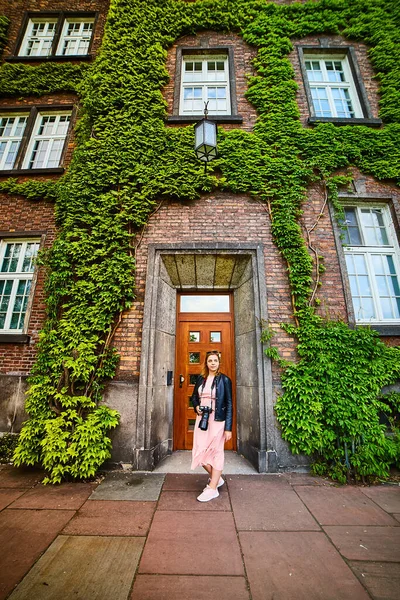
[3,0,400,482]
[0,62,90,96]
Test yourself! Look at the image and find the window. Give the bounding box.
[17,14,95,58]
[180,55,230,116]
[341,206,400,323]
[56,18,94,56]
[0,240,40,333]
[298,47,381,126]
[0,115,29,170]
[0,108,72,172]
[23,112,71,170]
[19,18,57,57]
[304,54,362,119]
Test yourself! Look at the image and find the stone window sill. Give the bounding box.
[308,116,382,127]
[0,334,30,344]
[6,55,93,63]
[356,324,400,337]
[0,168,64,177]
[167,115,243,124]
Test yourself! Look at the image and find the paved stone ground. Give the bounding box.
[0,464,399,600]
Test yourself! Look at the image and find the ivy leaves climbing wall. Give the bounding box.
[2,0,399,482]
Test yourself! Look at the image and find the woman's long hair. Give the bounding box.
[200,351,221,379]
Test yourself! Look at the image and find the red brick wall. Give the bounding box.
[0,194,56,374]
[0,1,110,375]
[113,192,296,383]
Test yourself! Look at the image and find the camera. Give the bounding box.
[198,406,213,431]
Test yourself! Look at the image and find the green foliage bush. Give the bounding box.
[2,0,399,482]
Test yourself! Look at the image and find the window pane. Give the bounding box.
[342,208,361,245]
[189,352,200,364]
[345,254,375,320]
[332,88,355,118]
[1,243,21,272]
[188,419,196,431]
[360,209,389,246]
[189,374,198,385]
[0,116,28,170]
[210,331,221,342]
[305,60,323,82]
[325,60,345,82]
[371,254,400,319]
[311,87,332,117]
[189,331,200,342]
[180,295,230,312]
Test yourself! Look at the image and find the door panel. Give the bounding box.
[174,306,235,450]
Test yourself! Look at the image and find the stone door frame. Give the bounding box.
[133,242,277,472]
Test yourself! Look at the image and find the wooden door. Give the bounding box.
[174,295,235,451]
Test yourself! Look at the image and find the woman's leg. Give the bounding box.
[208,467,222,490]
[202,464,212,476]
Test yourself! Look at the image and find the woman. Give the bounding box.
[190,351,233,502]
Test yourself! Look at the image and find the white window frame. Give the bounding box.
[179,54,231,116]
[304,53,363,119]
[18,18,57,57]
[341,204,400,324]
[0,239,40,333]
[22,111,71,170]
[0,114,29,170]
[56,17,95,56]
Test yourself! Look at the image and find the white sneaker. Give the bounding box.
[207,476,224,488]
[197,485,219,502]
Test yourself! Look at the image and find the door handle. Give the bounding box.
[179,375,185,388]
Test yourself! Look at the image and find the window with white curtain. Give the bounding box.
[0,115,29,170]
[180,55,230,116]
[304,54,363,119]
[0,240,40,332]
[0,108,72,171]
[22,112,71,170]
[341,206,400,323]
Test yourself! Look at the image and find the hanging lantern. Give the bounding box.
[194,103,217,166]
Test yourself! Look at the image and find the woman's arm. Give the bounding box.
[224,375,233,432]
[190,376,202,415]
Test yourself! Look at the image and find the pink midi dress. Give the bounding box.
[191,376,226,471]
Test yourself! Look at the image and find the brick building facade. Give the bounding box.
[0,0,399,472]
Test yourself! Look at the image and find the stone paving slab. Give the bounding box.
[324,526,400,562]
[283,473,333,486]
[349,561,400,600]
[130,575,250,600]
[0,508,74,600]
[9,482,96,510]
[360,486,400,514]
[162,473,210,491]
[63,499,156,536]
[228,475,320,531]
[295,485,398,526]
[239,531,370,600]
[139,511,244,575]
[157,489,231,511]
[0,465,43,488]
[8,535,145,600]
[0,489,25,511]
[90,472,165,501]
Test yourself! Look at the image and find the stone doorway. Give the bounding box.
[134,243,276,473]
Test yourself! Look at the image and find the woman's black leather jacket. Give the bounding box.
[191,373,233,431]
